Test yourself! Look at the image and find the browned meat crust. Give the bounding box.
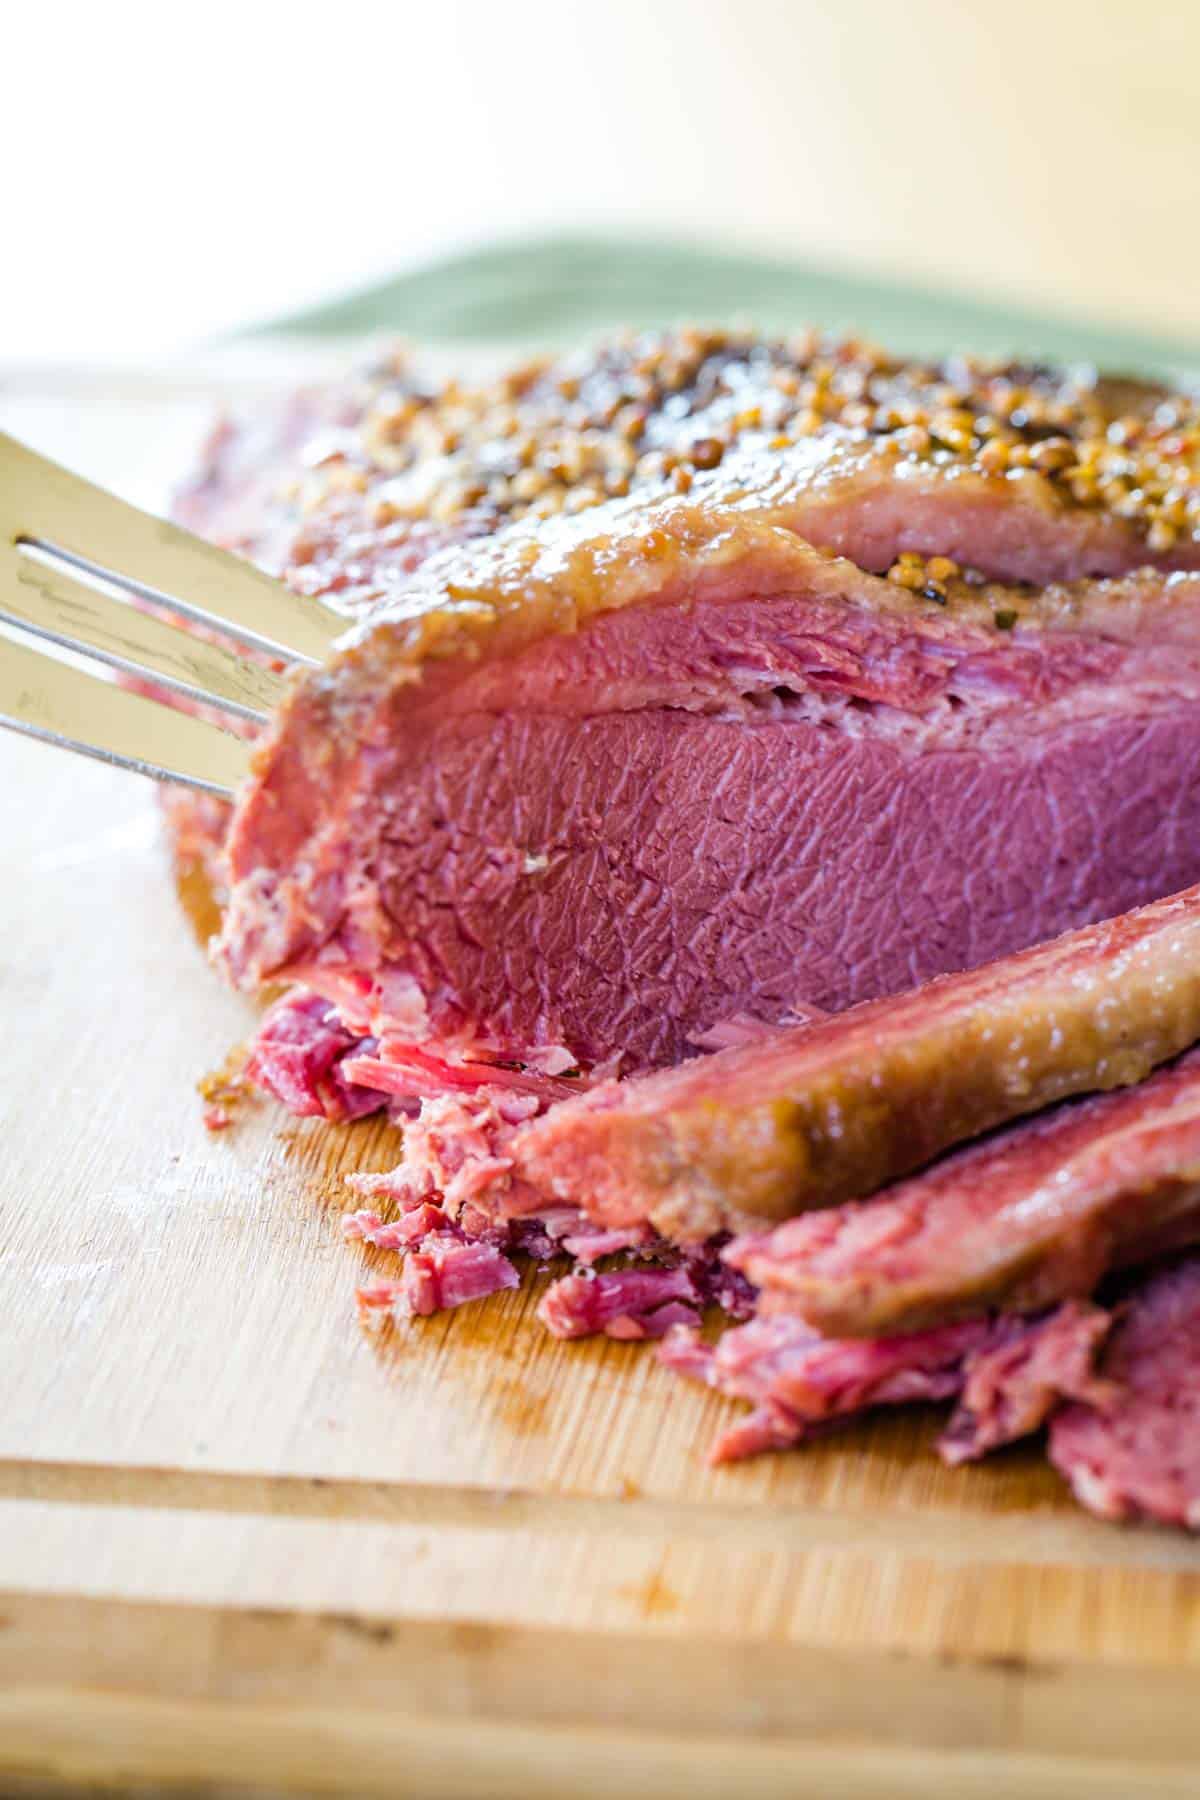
[505,885,1200,1239]
[728,1047,1200,1335]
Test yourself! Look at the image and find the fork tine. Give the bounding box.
[0,433,342,666]
[3,544,289,726]
[0,635,248,795]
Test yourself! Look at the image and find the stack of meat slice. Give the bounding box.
[334,885,1200,1523]
[175,327,1200,1528]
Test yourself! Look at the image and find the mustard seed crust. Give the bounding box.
[273,327,1200,571]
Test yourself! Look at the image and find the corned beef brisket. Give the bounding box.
[174,328,1200,1529]
[485,886,1200,1240]
[217,478,1200,1080]
[185,329,1200,1080]
[328,892,1200,1524]
[727,1043,1200,1336]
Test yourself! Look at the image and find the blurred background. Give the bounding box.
[4,0,1199,383]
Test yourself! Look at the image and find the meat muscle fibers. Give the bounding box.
[199,331,1200,1092]
[659,1301,1108,1466]
[1048,1257,1200,1528]
[500,887,1200,1239]
[728,1046,1200,1334]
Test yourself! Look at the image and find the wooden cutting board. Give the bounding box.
[4,731,1200,1800]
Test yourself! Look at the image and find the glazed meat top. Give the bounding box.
[180,327,1200,629]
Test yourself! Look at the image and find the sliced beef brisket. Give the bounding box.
[494,886,1200,1240]
[727,1045,1200,1334]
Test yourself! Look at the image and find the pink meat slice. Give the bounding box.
[357,1234,520,1324]
[660,1312,993,1464]
[506,884,1200,1242]
[1048,1258,1200,1527]
[727,1047,1200,1336]
[661,1303,1109,1466]
[938,1301,1112,1464]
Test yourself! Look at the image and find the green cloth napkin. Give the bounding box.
[259,235,1199,379]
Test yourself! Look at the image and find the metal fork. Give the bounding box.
[0,432,343,797]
